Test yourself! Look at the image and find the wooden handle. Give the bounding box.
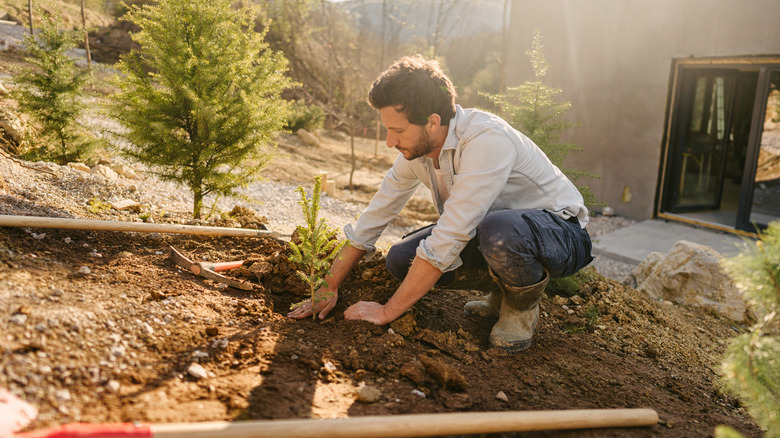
[192,260,245,274]
[153,409,659,438]
[0,215,280,238]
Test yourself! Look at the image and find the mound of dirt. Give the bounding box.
[0,140,762,437]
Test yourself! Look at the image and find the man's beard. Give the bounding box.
[400,128,435,160]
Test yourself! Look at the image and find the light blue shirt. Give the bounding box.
[345,105,588,273]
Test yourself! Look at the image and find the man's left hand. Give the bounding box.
[344,301,390,325]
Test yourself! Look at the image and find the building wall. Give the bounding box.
[507,0,780,219]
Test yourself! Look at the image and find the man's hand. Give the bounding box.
[287,288,338,320]
[344,301,390,325]
[345,256,443,325]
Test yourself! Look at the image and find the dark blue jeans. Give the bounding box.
[385,209,593,288]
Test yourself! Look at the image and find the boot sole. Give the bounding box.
[490,337,533,352]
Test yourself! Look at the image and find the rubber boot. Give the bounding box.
[489,269,549,353]
[443,267,502,319]
[464,290,501,319]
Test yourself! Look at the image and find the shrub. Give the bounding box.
[717,222,780,438]
[286,100,326,133]
[110,0,292,218]
[14,8,94,164]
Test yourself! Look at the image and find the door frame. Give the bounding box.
[656,56,780,236]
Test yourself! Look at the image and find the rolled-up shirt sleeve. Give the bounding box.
[345,155,421,261]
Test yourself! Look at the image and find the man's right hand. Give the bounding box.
[286,287,338,320]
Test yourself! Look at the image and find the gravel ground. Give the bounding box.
[583,215,638,284]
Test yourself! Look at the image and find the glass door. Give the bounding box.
[666,70,737,212]
[744,71,780,229]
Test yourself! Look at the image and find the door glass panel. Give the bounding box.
[749,72,780,226]
[675,73,731,208]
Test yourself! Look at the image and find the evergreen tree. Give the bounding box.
[717,223,780,438]
[482,29,599,207]
[110,0,292,218]
[288,175,347,320]
[14,8,93,164]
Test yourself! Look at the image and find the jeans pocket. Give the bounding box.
[522,210,590,278]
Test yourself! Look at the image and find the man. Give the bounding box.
[288,55,593,352]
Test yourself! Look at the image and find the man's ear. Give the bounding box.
[427,113,442,129]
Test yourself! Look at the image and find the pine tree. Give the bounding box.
[288,175,347,320]
[14,8,93,164]
[717,223,780,438]
[482,29,599,207]
[110,0,292,218]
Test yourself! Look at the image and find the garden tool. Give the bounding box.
[169,246,252,291]
[489,269,549,352]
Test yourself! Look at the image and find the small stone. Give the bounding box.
[90,164,119,181]
[31,233,45,240]
[63,237,72,244]
[110,345,126,357]
[35,323,47,332]
[78,266,91,275]
[356,385,381,403]
[149,233,163,241]
[551,295,568,306]
[55,389,71,401]
[192,350,209,360]
[186,363,208,380]
[140,322,154,335]
[9,314,27,325]
[411,389,426,398]
[111,164,139,179]
[496,390,509,402]
[296,128,320,146]
[569,295,583,305]
[110,199,141,212]
[106,380,121,393]
[211,338,229,349]
[67,162,90,172]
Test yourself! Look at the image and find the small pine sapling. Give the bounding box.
[288,175,346,319]
[14,8,94,164]
[481,29,600,208]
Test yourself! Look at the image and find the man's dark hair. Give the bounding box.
[368,55,457,126]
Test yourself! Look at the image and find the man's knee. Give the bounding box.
[385,244,412,281]
[477,210,535,261]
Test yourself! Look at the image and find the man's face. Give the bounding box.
[379,106,435,161]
